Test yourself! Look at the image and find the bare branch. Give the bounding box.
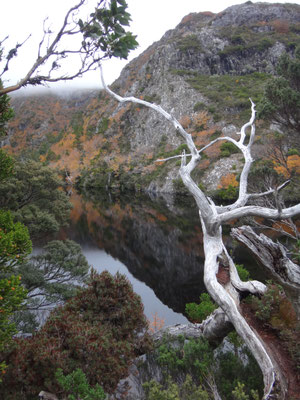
[231,226,300,288]
[100,64,218,225]
[101,68,295,397]
[219,203,300,223]
[155,154,192,163]
[0,35,31,78]
[248,180,290,200]
[1,0,136,94]
[0,0,86,94]
[221,244,267,295]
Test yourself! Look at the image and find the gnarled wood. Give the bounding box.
[153,307,233,344]
[231,225,300,289]
[100,66,300,399]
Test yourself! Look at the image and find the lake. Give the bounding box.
[60,189,268,327]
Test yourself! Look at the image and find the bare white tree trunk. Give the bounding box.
[153,307,233,344]
[201,225,277,398]
[100,66,300,399]
[232,225,300,288]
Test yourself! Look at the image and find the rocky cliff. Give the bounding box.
[4,2,300,194]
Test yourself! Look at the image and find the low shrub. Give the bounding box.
[185,293,217,323]
[220,142,239,157]
[1,271,152,399]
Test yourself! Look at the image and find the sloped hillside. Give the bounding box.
[4,2,300,195]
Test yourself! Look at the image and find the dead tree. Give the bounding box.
[100,65,300,399]
[231,225,300,289]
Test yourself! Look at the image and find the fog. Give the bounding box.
[2,0,296,95]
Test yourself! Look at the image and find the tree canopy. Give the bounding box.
[0,208,31,378]
[1,271,152,399]
[259,48,300,134]
[13,239,90,333]
[0,160,72,238]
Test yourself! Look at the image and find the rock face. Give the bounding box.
[5,2,300,194]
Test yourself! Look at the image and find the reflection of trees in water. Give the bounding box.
[66,190,207,314]
[65,190,269,315]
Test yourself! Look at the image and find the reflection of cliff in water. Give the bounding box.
[64,191,207,314]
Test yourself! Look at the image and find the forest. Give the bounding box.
[0,1,300,399]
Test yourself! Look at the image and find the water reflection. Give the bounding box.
[61,190,208,325]
[81,246,188,325]
[62,190,279,325]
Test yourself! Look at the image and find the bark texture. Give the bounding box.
[153,307,233,344]
[101,69,300,399]
[232,225,300,289]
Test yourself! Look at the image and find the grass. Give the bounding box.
[218,23,300,56]
[171,70,271,122]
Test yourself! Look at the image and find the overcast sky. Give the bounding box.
[1,0,299,92]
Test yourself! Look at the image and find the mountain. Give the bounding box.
[3,2,300,195]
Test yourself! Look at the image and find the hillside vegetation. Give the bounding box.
[1,2,299,199]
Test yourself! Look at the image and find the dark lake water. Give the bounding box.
[60,190,270,326]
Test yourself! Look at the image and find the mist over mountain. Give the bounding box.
[3,1,300,196]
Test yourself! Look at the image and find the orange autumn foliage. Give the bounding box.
[274,155,300,178]
[271,221,299,237]
[193,111,209,130]
[271,19,289,33]
[218,173,239,189]
[148,312,165,333]
[179,115,192,129]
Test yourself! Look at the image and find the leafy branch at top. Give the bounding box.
[0,0,138,95]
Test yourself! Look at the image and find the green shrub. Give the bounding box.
[210,130,222,140]
[214,185,239,202]
[250,282,283,323]
[236,264,250,282]
[247,282,299,369]
[219,44,245,56]
[1,271,152,398]
[254,37,273,52]
[97,117,109,134]
[185,293,217,323]
[232,382,259,400]
[177,35,202,52]
[144,330,264,400]
[144,93,161,104]
[56,368,106,400]
[220,142,239,157]
[193,102,206,112]
[173,178,189,195]
[292,239,300,263]
[143,375,210,400]
[288,148,300,156]
[249,282,297,330]
[176,71,271,123]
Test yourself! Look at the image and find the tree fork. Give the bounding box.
[100,66,300,399]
